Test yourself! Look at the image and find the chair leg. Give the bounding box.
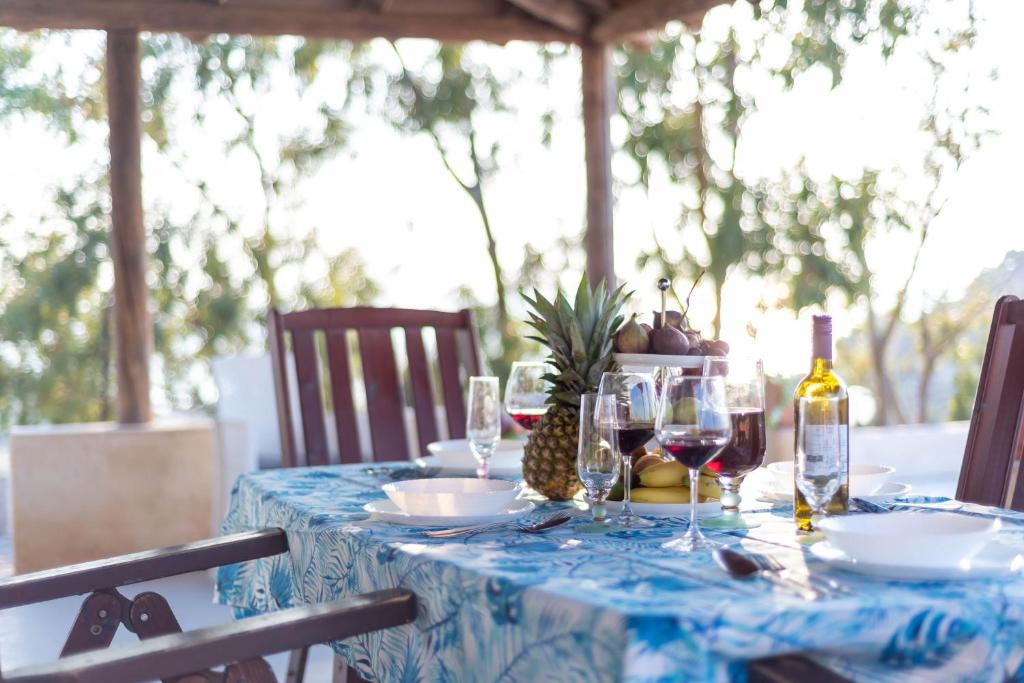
[333,653,371,683]
[285,647,309,683]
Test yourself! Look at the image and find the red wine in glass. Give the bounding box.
[509,410,546,430]
[615,423,655,453]
[661,434,730,469]
[705,410,767,477]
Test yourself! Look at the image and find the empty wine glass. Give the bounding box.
[795,396,844,533]
[577,393,621,527]
[597,372,657,529]
[504,361,549,431]
[466,376,501,478]
[655,375,732,552]
[702,357,767,530]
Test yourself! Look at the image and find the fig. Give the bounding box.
[614,313,651,353]
[651,325,691,355]
[641,323,653,335]
[708,339,730,356]
[683,331,701,348]
[651,310,685,331]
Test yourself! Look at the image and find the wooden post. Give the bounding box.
[581,40,615,288]
[106,29,152,424]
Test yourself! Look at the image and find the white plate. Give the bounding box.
[810,540,1024,580]
[426,439,524,471]
[364,498,536,527]
[759,481,912,503]
[767,461,896,497]
[415,455,522,478]
[613,353,705,369]
[383,477,521,516]
[605,499,721,517]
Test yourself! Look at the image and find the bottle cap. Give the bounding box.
[812,315,833,361]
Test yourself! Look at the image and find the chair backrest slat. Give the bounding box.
[405,327,440,456]
[324,329,362,465]
[268,310,299,468]
[357,327,410,461]
[436,327,467,439]
[957,295,1024,509]
[269,307,481,467]
[291,329,329,467]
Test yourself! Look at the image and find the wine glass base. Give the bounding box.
[702,513,761,530]
[576,519,618,534]
[615,512,656,528]
[662,535,721,552]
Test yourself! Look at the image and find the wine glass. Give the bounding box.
[655,375,732,552]
[466,376,501,478]
[576,393,621,527]
[597,372,657,529]
[504,361,549,431]
[795,396,844,534]
[702,357,767,530]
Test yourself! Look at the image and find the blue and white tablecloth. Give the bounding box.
[215,464,1024,682]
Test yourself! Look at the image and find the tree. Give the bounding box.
[0,31,379,423]
[617,0,918,337]
[766,2,991,424]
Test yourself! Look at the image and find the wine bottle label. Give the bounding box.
[802,424,848,477]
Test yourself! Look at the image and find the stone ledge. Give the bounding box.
[10,418,216,573]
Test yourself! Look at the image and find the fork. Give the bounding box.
[423,512,573,538]
[749,552,854,596]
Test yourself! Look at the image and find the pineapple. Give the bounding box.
[521,277,629,500]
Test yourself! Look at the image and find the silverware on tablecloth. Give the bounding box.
[748,551,854,596]
[424,512,573,538]
[851,497,892,514]
[713,547,830,601]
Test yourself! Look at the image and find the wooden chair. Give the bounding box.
[268,306,483,467]
[0,529,416,682]
[957,294,1024,510]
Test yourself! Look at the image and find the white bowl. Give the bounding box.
[767,461,895,497]
[382,477,521,517]
[426,439,523,470]
[817,512,999,567]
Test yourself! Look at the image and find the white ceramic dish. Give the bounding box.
[364,498,536,528]
[613,353,704,370]
[810,540,1024,580]
[759,481,912,504]
[604,499,721,517]
[415,455,522,478]
[816,511,1000,568]
[427,439,524,471]
[767,461,896,497]
[383,477,521,517]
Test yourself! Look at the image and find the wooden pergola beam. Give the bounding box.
[106,28,151,424]
[581,40,615,287]
[0,0,576,44]
[591,0,722,42]
[503,0,591,35]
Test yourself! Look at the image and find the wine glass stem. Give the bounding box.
[688,468,701,540]
[719,476,742,514]
[622,456,634,515]
[476,459,489,479]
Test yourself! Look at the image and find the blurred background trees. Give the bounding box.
[0,0,1012,428]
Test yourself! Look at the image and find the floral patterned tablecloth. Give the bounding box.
[215,464,1024,682]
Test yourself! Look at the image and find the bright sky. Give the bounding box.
[1,1,1022,380]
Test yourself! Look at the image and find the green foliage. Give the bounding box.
[0,32,378,424]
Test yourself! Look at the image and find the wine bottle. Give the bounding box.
[793,315,849,532]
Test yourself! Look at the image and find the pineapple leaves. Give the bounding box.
[520,275,631,409]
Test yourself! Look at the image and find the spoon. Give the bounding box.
[424,512,573,538]
[713,547,825,601]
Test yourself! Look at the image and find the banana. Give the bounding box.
[695,474,722,500]
[638,460,687,487]
[631,486,690,503]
